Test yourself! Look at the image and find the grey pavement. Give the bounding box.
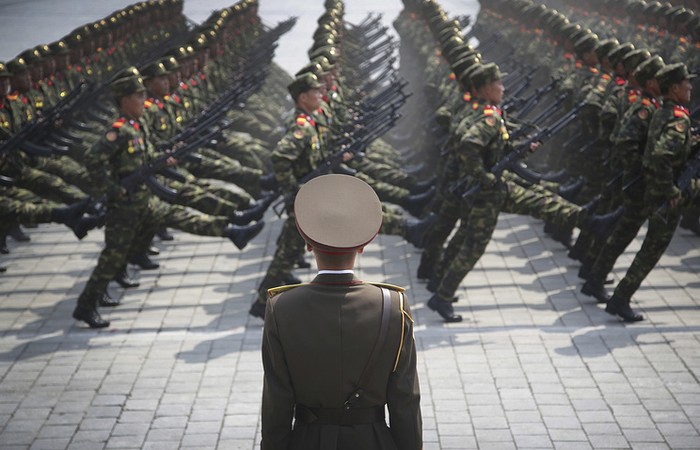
[2,1,700,449]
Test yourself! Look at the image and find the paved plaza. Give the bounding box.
[2,0,700,448]
[1,210,699,449]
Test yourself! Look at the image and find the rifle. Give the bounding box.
[0,175,14,187]
[456,102,584,199]
[509,93,569,141]
[0,82,87,159]
[654,150,700,223]
[120,127,220,202]
[272,111,403,217]
[504,75,562,115]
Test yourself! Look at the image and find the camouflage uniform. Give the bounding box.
[610,99,693,303]
[586,90,661,287]
[77,115,159,309]
[255,108,323,305]
[431,103,588,302]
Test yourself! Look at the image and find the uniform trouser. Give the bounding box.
[165,179,239,219]
[79,199,154,308]
[35,156,93,196]
[355,172,410,206]
[612,208,681,302]
[257,213,306,304]
[421,193,460,276]
[351,159,412,188]
[379,206,406,237]
[587,184,647,285]
[216,134,269,172]
[0,188,56,225]
[128,199,229,257]
[14,165,86,205]
[435,181,582,300]
[184,151,262,196]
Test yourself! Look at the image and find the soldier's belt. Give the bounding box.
[294,404,385,426]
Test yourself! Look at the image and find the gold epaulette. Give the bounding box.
[366,282,405,293]
[267,283,306,298]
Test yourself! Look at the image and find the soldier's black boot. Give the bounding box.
[585,206,624,239]
[409,176,437,195]
[98,292,120,307]
[148,245,160,256]
[404,186,436,217]
[282,272,302,285]
[427,294,463,323]
[416,254,434,281]
[249,300,266,319]
[114,268,140,289]
[605,295,643,322]
[224,221,265,250]
[0,234,8,254]
[156,228,174,241]
[405,213,438,248]
[0,266,6,273]
[71,214,104,240]
[129,252,160,270]
[73,294,110,328]
[230,200,269,225]
[50,198,91,230]
[8,224,30,242]
[580,280,610,303]
[557,177,585,202]
[679,211,700,236]
[260,173,279,191]
[296,254,311,269]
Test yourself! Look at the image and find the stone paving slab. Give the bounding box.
[1,208,699,449]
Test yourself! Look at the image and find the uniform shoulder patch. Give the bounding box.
[485,116,497,126]
[674,121,687,133]
[366,281,406,293]
[105,130,119,142]
[112,117,126,129]
[293,129,304,139]
[267,283,306,298]
[673,105,690,118]
[637,109,649,120]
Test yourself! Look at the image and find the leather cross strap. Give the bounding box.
[344,286,392,410]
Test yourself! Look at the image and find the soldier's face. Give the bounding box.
[483,79,505,104]
[299,88,322,111]
[673,79,693,105]
[147,76,170,98]
[120,91,147,119]
[0,78,10,96]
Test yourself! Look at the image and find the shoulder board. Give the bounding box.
[463,92,471,102]
[680,37,688,44]
[627,92,638,104]
[589,67,599,74]
[602,73,612,81]
[112,117,127,129]
[641,98,651,107]
[366,282,406,293]
[199,73,206,80]
[449,72,456,81]
[6,94,18,101]
[296,116,308,126]
[484,106,494,116]
[267,283,307,298]
[674,105,690,118]
[472,101,480,110]
[615,77,626,86]
[144,99,154,108]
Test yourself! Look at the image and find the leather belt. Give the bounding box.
[294,404,385,426]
